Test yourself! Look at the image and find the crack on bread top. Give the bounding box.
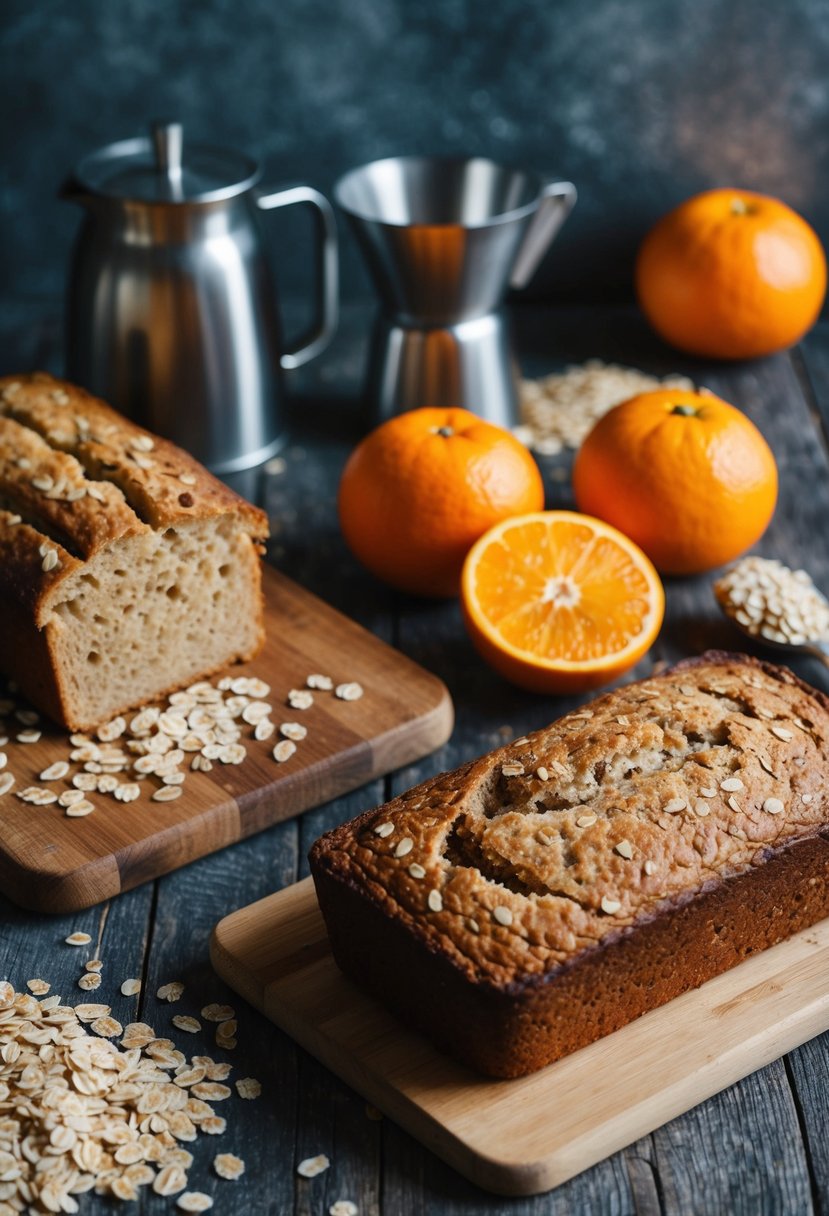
[319,658,829,988]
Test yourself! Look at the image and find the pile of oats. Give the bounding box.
[0,981,261,1212]
[0,671,366,819]
[514,360,694,455]
[715,556,829,646]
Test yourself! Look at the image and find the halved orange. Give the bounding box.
[461,511,665,694]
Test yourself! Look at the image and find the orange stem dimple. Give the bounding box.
[671,404,698,417]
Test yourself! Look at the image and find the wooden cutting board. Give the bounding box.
[211,877,829,1198]
[0,565,453,914]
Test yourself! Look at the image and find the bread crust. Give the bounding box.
[310,654,829,1077]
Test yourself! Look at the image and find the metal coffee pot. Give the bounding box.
[63,122,338,474]
[335,155,575,428]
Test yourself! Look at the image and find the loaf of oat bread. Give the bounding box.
[0,373,268,730]
[310,654,829,1077]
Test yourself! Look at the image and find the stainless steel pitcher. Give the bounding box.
[335,155,575,427]
[64,122,338,474]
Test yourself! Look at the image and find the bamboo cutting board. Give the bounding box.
[0,565,453,914]
[211,877,829,1197]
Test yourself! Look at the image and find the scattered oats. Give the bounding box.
[272,739,297,762]
[26,978,50,995]
[335,682,363,701]
[97,715,126,742]
[15,707,40,725]
[501,762,525,777]
[180,473,198,486]
[699,787,717,798]
[615,839,634,859]
[191,1082,231,1101]
[153,785,183,801]
[72,772,98,790]
[536,766,549,781]
[74,1007,112,1031]
[297,1154,330,1178]
[235,1077,261,1099]
[663,798,687,814]
[91,1015,123,1037]
[254,718,275,741]
[427,889,443,912]
[121,977,142,996]
[154,1165,189,1196]
[78,971,102,990]
[280,721,308,742]
[727,795,743,813]
[694,800,711,817]
[600,896,622,915]
[65,931,92,946]
[191,754,213,772]
[330,1203,359,1216]
[172,1015,201,1034]
[40,547,60,572]
[771,725,794,741]
[288,689,314,709]
[115,781,141,802]
[66,798,95,817]
[86,958,103,972]
[720,777,744,792]
[644,859,657,876]
[158,981,185,1002]
[408,862,426,879]
[214,1152,246,1179]
[202,1116,228,1135]
[576,813,597,827]
[16,728,41,743]
[177,1193,214,1212]
[493,905,513,926]
[374,822,394,838]
[394,836,414,858]
[763,797,785,815]
[0,772,13,796]
[201,1004,235,1023]
[307,673,333,690]
[39,760,70,781]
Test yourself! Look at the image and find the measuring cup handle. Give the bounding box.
[257,185,339,370]
[509,180,577,291]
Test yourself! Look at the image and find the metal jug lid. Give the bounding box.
[73,121,260,204]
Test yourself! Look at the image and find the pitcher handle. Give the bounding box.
[509,180,577,291]
[257,185,339,370]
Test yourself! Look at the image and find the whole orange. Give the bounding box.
[338,407,544,597]
[636,189,826,359]
[572,388,778,575]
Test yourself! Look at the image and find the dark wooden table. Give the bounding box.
[2,303,829,1215]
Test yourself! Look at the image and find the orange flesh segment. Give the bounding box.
[468,517,659,665]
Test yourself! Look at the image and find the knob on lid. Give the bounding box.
[73,121,260,204]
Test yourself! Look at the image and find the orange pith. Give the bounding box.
[461,511,664,694]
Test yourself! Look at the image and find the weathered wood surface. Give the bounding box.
[0,304,828,1213]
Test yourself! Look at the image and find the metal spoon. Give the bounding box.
[716,602,829,668]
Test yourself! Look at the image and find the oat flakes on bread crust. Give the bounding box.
[310,653,829,1076]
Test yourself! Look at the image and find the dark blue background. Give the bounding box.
[4,0,829,311]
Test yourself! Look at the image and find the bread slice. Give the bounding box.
[310,654,829,1077]
[0,373,268,730]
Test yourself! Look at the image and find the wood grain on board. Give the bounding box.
[211,876,829,1198]
[0,564,453,914]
